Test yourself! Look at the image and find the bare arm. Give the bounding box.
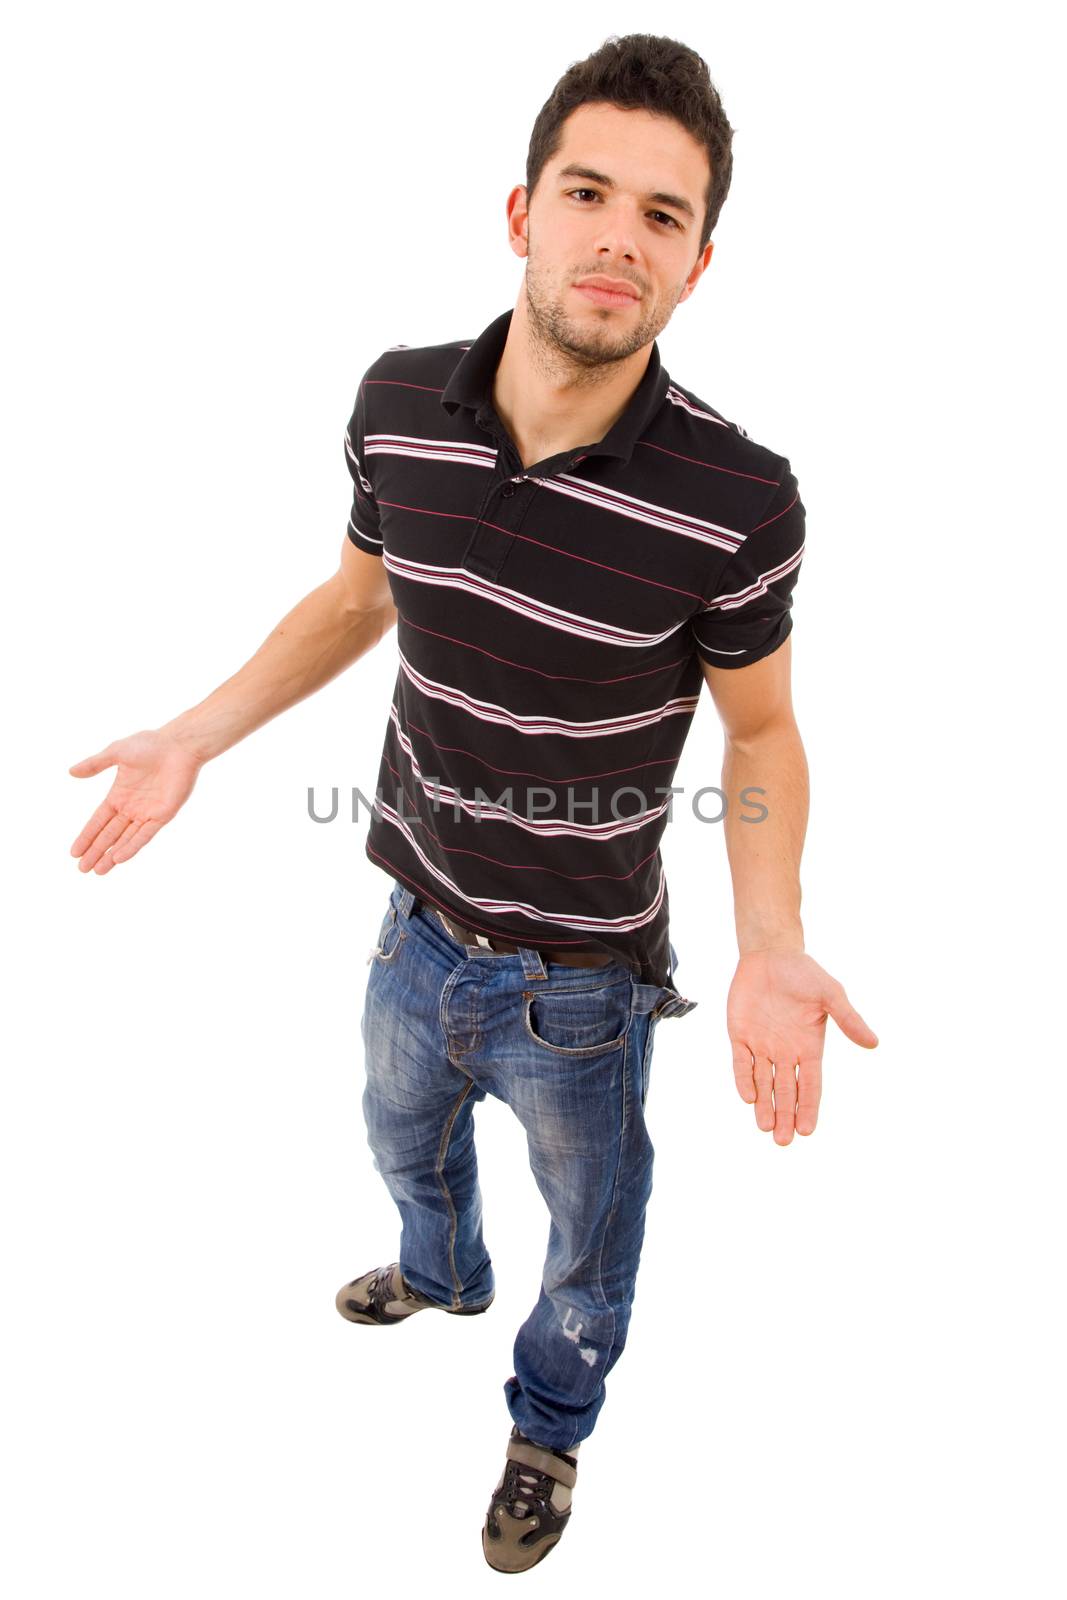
[69,538,395,873]
[701,640,878,1144]
[161,537,396,762]
[702,636,808,957]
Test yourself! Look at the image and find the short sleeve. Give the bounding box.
[690,465,806,669]
[344,369,384,556]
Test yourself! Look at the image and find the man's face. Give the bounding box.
[515,101,714,368]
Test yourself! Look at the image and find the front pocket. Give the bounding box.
[522,973,633,1057]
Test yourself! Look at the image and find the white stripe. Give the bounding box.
[366,433,498,471]
[389,707,672,838]
[344,434,374,496]
[359,431,744,553]
[348,517,383,547]
[701,544,806,612]
[665,386,730,426]
[666,387,748,437]
[544,473,741,552]
[375,800,667,933]
[398,651,699,738]
[369,432,497,457]
[384,553,687,648]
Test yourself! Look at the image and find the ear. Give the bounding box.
[677,240,714,306]
[505,184,530,260]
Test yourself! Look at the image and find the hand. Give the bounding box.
[68,729,206,875]
[726,950,878,1144]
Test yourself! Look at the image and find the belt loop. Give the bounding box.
[630,981,664,1016]
[519,945,548,979]
[396,883,416,919]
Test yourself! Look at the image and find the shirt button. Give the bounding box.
[501,482,516,498]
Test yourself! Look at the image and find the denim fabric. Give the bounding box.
[358,880,695,1451]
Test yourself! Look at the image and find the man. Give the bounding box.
[69,33,878,1574]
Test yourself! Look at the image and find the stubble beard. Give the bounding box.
[522,237,681,389]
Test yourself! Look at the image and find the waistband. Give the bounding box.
[417,897,617,969]
[397,885,699,1020]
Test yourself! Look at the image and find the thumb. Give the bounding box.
[68,747,117,778]
[825,983,879,1049]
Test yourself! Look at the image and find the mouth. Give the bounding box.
[573,281,641,309]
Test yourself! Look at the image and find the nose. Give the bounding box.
[595,236,637,263]
[591,200,641,262]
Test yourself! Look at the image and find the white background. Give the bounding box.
[4,1,1063,1594]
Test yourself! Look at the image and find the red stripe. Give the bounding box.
[636,437,781,486]
[363,378,447,395]
[398,613,694,685]
[751,486,800,533]
[377,499,710,602]
[373,803,665,886]
[364,847,594,946]
[400,710,688,786]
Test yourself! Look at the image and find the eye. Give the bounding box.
[566,191,681,229]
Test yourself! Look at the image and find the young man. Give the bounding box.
[69,34,877,1574]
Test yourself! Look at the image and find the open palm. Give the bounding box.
[69,730,204,874]
[727,950,878,1144]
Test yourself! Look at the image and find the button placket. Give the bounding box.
[460,472,531,581]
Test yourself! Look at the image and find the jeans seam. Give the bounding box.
[439,958,482,1070]
[587,1022,635,1337]
[641,1015,658,1105]
[435,1078,475,1308]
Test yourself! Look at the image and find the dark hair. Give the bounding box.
[525,34,734,255]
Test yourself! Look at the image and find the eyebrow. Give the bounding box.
[555,162,697,222]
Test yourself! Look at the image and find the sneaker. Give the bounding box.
[334,1261,493,1325]
[482,1424,579,1572]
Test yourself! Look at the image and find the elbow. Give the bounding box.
[723,709,801,757]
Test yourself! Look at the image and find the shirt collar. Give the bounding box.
[440,306,670,467]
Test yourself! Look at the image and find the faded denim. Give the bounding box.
[358,879,696,1451]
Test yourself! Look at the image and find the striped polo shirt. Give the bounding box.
[344,307,805,989]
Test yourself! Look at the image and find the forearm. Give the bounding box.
[722,719,809,955]
[160,574,395,763]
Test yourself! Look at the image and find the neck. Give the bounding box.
[491,288,652,470]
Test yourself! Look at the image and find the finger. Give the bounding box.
[825,983,879,1048]
[105,817,164,867]
[93,817,141,874]
[772,1057,798,1146]
[68,747,117,779]
[78,813,129,873]
[796,1056,822,1135]
[730,1039,756,1104]
[70,800,119,858]
[753,1056,775,1132]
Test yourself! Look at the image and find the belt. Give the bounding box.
[425,903,617,969]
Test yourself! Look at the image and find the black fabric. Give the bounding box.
[344,308,805,988]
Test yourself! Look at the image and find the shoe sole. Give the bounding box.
[336,1294,494,1325]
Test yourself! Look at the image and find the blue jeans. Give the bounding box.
[358,880,695,1452]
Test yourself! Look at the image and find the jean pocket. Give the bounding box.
[522,971,632,1057]
[367,900,406,965]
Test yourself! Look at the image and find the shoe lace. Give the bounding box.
[499,1458,554,1519]
[368,1263,400,1312]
